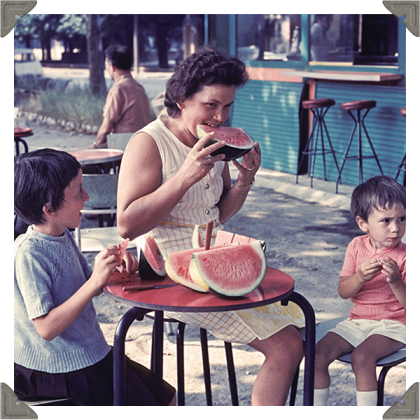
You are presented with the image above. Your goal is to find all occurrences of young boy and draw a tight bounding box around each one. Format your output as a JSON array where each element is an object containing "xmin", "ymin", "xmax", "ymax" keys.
[
  {"xmin": 14, "ymin": 148, "xmax": 175, "ymax": 405},
  {"xmin": 314, "ymin": 175, "xmax": 406, "ymax": 406}
]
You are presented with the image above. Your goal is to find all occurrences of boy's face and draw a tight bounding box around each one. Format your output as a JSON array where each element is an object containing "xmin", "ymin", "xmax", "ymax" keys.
[
  {"xmin": 356, "ymin": 204, "xmax": 406, "ymax": 250},
  {"xmin": 49, "ymin": 169, "xmax": 89, "ymax": 235}
]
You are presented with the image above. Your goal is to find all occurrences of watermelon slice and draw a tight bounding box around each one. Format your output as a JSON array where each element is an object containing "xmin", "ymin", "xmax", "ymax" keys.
[
  {"xmin": 165, "ymin": 244, "xmax": 238, "ymax": 292},
  {"xmin": 115, "ymin": 238, "xmax": 129, "ymax": 273},
  {"xmin": 189, "ymin": 241, "xmax": 267, "ymax": 297},
  {"xmin": 214, "ymin": 230, "xmax": 265, "ymax": 250},
  {"xmin": 197, "ymin": 125, "xmax": 254, "ymax": 161},
  {"xmin": 137, "ymin": 235, "xmax": 166, "ymax": 279}
]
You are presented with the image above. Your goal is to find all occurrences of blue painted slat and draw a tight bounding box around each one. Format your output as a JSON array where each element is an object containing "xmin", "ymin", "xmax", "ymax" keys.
[{"xmin": 231, "ymin": 80, "xmax": 302, "ymax": 174}]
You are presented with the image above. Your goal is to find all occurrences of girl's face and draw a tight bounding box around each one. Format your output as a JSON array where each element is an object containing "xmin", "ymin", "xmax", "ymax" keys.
[
  {"xmin": 177, "ymin": 84, "xmax": 236, "ymax": 143},
  {"xmin": 42, "ymin": 169, "xmax": 90, "ymax": 236},
  {"xmin": 356, "ymin": 203, "xmax": 406, "ymax": 250}
]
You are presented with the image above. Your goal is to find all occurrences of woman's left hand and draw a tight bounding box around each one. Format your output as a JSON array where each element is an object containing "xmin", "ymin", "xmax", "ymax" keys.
[{"xmin": 232, "ymin": 142, "xmax": 261, "ymax": 185}]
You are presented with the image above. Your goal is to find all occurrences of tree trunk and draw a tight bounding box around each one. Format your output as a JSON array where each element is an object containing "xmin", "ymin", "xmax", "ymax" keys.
[{"xmin": 86, "ymin": 14, "xmax": 106, "ymax": 96}]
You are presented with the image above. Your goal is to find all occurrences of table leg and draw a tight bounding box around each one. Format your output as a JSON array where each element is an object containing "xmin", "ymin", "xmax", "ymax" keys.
[
  {"xmin": 151, "ymin": 311, "xmax": 164, "ymax": 377},
  {"xmin": 282, "ymin": 291, "xmax": 315, "ymax": 406},
  {"xmin": 113, "ymin": 307, "xmax": 152, "ymax": 406}
]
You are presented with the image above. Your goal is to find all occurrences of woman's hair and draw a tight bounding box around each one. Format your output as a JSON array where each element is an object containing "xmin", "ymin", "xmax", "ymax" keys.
[
  {"xmin": 350, "ymin": 175, "xmax": 406, "ymax": 221},
  {"xmin": 14, "ymin": 149, "xmax": 81, "ymax": 225},
  {"xmin": 105, "ymin": 45, "xmax": 132, "ymax": 71},
  {"xmin": 164, "ymin": 45, "xmax": 249, "ymax": 117}
]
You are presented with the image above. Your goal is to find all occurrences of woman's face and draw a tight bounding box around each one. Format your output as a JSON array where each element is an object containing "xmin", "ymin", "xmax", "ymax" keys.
[{"xmin": 178, "ymin": 84, "xmax": 237, "ymax": 138}]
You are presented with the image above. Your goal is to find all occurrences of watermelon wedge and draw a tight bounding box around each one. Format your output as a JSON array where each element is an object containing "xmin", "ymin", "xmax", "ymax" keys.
[
  {"xmin": 197, "ymin": 125, "xmax": 253, "ymax": 161},
  {"xmin": 165, "ymin": 244, "xmax": 238, "ymax": 292},
  {"xmin": 137, "ymin": 235, "xmax": 166, "ymax": 279},
  {"xmin": 214, "ymin": 230, "xmax": 265, "ymax": 250},
  {"xmin": 115, "ymin": 239, "xmax": 129, "ymax": 273},
  {"xmin": 189, "ymin": 241, "xmax": 267, "ymax": 297}
]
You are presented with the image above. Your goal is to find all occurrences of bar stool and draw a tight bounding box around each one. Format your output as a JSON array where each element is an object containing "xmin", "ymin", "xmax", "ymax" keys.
[
  {"xmin": 395, "ymin": 107, "xmax": 406, "ymax": 185},
  {"xmin": 336, "ymin": 100, "xmax": 383, "ymax": 193},
  {"xmin": 296, "ymin": 99, "xmax": 339, "ymax": 188}
]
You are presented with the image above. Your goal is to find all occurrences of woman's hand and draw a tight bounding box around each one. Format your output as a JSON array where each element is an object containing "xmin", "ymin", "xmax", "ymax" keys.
[
  {"xmin": 178, "ymin": 133, "xmax": 227, "ymax": 186},
  {"xmin": 232, "ymin": 142, "xmax": 261, "ymax": 186}
]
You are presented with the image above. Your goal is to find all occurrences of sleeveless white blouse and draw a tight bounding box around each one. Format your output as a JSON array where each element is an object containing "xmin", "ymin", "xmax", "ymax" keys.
[{"xmin": 133, "ymin": 116, "xmax": 304, "ymax": 344}]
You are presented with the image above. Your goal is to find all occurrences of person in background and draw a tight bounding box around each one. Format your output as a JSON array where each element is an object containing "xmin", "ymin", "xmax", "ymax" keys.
[
  {"xmin": 310, "ymin": 14, "xmax": 332, "ymax": 61},
  {"xmin": 314, "ymin": 175, "xmax": 406, "ymax": 406},
  {"xmin": 89, "ymin": 45, "xmax": 151, "ymax": 149},
  {"xmin": 14, "ymin": 149, "xmax": 175, "ymax": 406}
]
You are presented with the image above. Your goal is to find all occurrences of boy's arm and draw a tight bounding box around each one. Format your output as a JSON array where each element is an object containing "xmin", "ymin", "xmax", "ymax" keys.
[
  {"xmin": 338, "ymin": 258, "xmax": 382, "ymax": 299},
  {"xmin": 33, "ymin": 247, "xmax": 121, "ymax": 341}
]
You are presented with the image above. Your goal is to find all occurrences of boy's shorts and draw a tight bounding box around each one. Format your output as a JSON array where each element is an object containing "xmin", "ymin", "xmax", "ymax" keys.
[{"xmin": 329, "ymin": 318, "xmax": 406, "ymax": 348}]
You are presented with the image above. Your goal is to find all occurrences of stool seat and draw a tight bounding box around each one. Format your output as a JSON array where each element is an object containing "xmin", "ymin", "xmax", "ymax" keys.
[
  {"xmin": 401, "ymin": 107, "xmax": 406, "ymax": 117},
  {"xmin": 302, "ymin": 99, "xmax": 336, "ymax": 109},
  {"xmin": 341, "ymin": 100, "xmax": 376, "ymax": 111}
]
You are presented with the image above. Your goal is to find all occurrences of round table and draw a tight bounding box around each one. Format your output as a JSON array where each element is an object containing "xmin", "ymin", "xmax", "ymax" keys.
[
  {"xmin": 14, "ymin": 127, "xmax": 33, "ymax": 156},
  {"xmin": 69, "ymin": 149, "xmax": 123, "ymax": 173},
  {"xmin": 103, "ymin": 268, "xmax": 315, "ymax": 406}
]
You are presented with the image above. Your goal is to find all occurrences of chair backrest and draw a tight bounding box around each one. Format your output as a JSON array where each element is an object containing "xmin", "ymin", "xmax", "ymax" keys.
[
  {"xmin": 83, "ymin": 173, "xmax": 118, "ymax": 209},
  {"xmin": 107, "ymin": 133, "xmax": 135, "ymax": 151}
]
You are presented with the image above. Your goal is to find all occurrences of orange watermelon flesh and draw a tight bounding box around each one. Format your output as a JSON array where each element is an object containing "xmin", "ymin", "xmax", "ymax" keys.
[
  {"xmin": 115, "ymin": 238, "xmax": 129, "ymax": 273},
  {"xmin": 189, "ymin": 242, "xmax": 266, "ymax": 297}
]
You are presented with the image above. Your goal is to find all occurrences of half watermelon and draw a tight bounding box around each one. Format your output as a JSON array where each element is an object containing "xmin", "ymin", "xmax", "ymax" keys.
[
  {"xmin": 137, "ymin": 235, "xmax": 166, "ymax": 279},
  {"xmin": 197, "ymin": 125, "xmax": 254, "ymax": 161},
  {"xmin": 189, "ymin": 241, "xmax": 267, "ymax": 297}
]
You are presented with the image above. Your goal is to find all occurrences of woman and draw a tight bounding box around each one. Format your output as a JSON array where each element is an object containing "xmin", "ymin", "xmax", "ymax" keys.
[{"xmin": 117, "ymin": 46, "xmax": 304, "ymax": 406}]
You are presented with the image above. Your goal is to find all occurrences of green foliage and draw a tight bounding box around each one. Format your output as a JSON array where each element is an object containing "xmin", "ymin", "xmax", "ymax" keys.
[{"xmin": 19, "ymin": 85, "xmax": 107, "ymax": 127}]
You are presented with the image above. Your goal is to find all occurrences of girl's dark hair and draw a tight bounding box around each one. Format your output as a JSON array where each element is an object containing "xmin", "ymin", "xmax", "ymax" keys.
[
  {"xmin": 14, "ymin": 149, "xmax": 81, "ymax": 225},
  {"xmin": 164, "ymin": 45, "xmax": 249, "ymax": 117},
  {"xmin": 350, "ymin": 175, "xmax": 406, "ymax": 221},
  {"xmin": 105, "ymin": 45, "xmax": 132, "ymax": 71}
]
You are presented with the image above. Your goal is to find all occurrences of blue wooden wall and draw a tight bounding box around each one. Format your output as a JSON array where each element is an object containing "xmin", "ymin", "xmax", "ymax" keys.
[{"xmin": 231, "ymin": 80, "xmax": 303, "ymax": 174}]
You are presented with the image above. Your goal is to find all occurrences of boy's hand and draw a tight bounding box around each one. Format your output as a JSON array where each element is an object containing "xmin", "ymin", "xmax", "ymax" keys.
[
  {"xmin": 117, "ymin": 251, "xmax": 139, "ymax": 275},
  {"xmin": 359, "ymin": 258, "xmax": 382, "ymax": 282},
  {"xmin": 91, "ymin": 246, "xmax": 121, "ymax": 289},
  {"xmin": 380, "ymin": 258, "xmax": 401, "ymax": 284}
]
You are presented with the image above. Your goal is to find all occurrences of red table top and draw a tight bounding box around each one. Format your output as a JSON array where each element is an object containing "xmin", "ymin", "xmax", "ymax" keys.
[
  {"xmin": 14, "ymin": 127, "xmax": 33, "ymax": 137},
  {"xmin": 69, "ymin": 149, "xmax": 123, "ymax": 165},
  {"xmin": 103, "ymin": 267, "xmax": 294, "ymax": 312}
]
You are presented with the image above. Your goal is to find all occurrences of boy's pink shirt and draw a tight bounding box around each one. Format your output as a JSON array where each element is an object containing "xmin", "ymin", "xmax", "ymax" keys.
[{"xmin": 340, "ymin": 234, "xmax": 406, "ymax": 324}]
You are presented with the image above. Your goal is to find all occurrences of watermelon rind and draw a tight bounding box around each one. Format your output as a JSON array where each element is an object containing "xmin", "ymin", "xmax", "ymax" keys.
[
  {"xmin": 165, "ymin": 254, "xmax": 207, "ymax": 292},
  {"xmin": 197, "ymin": 125, "xmax": 253, "ymax": 162},
  {"xmin": 189, "ymin": 241, "xmax": 267, "ymax": 297},
  {"xmin": 191, "ymin": 225, "xmax": 204, "ymax": 248},
  {"xmin": 137, "ymin": 235, "xmax": 166, "ymax": 279}
]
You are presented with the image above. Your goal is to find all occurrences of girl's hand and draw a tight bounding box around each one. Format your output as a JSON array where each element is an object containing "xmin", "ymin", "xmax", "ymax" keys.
[
  {"xmin": 380, "ymin": 258, "xmax": 401, "ymax": 284},
  {"xmin": 118, "ymin": 251, "xmax": 139, "ymax": 275},
  {"xmin": 359, "ymin": 258, "xmax": 382, "ymax": 282},
  {"xmin": 178, "ymin": 133, "xmax": 227, "ymax": 186},
  {"xmin": 232, "ymin": 142, "xmax": 261, "ymax": 186},
  {"xmin": 90, "ymin": 246, "xmax": 121, "ymax": 290}
]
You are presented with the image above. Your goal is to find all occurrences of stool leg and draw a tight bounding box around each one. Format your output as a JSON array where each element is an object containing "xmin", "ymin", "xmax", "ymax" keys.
[
  {"xmin": 320, "ymin": 109, "xmax": 340, "ymax": 173},
  {"xmin": 377, "ymin": 366, "xmax": 392, "ymax": 406},
  {"xmin": 199, "ymin": 328, "xmax": 213, "ymax": 405},
  {"xmin": 224, "ymin": 341, "xmax": 239, "ymax": 406},
  {"xmin": 289, "ymin": 365, "xmax": 300, "ymax": 406},
  {"xmin": 176, "ymin": 322, "xmax": 186, "ymax": 406},
  {"xmin": 361, "ymin": 109, "xmax": 383, "ymax": 176}
]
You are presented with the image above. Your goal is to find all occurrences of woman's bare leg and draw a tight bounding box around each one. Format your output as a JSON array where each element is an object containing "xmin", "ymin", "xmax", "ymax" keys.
[{"xmin": 248, "ymin": 325, "xmax": 304, "ymax": 406}]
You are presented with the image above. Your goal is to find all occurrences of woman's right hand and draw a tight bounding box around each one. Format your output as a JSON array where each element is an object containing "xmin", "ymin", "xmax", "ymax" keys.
[{"xmin": 178, "ymin": 133, "xmax": 227, "ymax": 186}]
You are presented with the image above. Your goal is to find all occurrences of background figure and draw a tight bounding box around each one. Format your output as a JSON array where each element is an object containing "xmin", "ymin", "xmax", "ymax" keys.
[
  {"xmin": 310, "ymin": 14, "xmax": 332, "ymax": 61},
  {"xmin": 89, "ymin": 45, "xmax": 151, "ymax": 149}
]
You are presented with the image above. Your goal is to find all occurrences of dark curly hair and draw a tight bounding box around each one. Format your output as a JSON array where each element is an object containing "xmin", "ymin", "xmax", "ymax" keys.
[{"xmin": 164, "ymin": 46, "xmax": 249, "ymax": 117}]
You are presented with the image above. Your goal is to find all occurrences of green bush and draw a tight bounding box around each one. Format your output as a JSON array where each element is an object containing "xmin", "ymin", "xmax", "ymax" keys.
[{"xmin": 18, "ymin": 84, "xmax": 107, "ymax": 127}]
